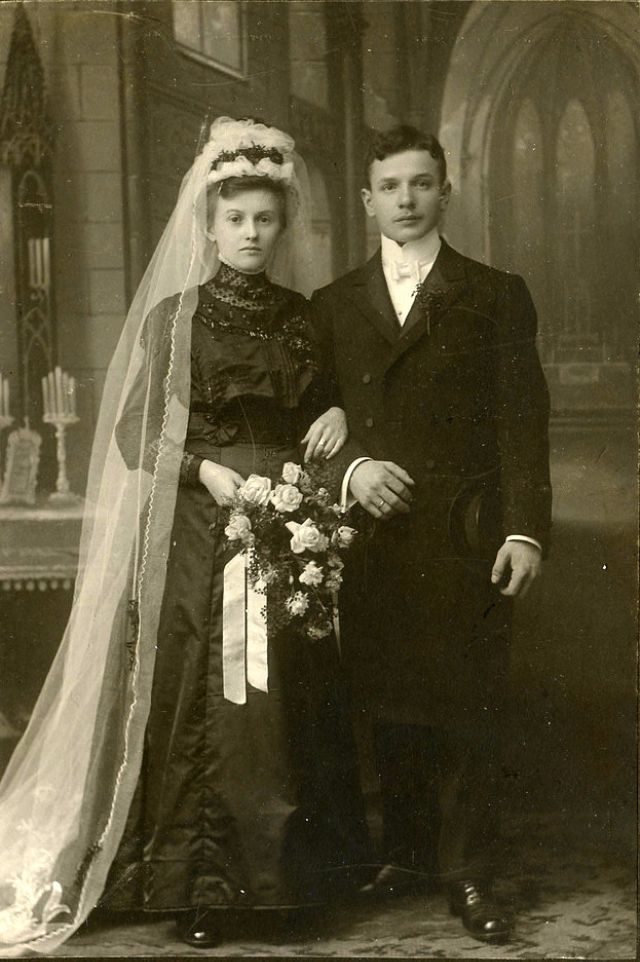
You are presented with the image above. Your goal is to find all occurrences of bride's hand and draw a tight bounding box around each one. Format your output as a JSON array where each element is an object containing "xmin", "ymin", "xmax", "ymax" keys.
[
  {"xmin": 302, "ymin": 406, "xmax": 348, "ymax": 461},
  {"xmin": 198, "ymin": 460, "xmax": 244, "ymax": 506}
]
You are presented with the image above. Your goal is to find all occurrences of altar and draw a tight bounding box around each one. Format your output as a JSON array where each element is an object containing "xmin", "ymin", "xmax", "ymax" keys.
[{"xmin": 0, "ymin": 500, "xmax": 82, "ymax": 745}]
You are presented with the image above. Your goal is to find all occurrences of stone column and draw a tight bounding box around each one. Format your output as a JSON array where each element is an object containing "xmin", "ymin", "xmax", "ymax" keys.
[{"xmin": 326, "ymin": 2, "xmax": 367, "ymax": 272}]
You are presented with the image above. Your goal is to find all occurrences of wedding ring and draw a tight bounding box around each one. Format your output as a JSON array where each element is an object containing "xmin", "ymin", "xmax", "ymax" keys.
[{"xmin": 378, "ymin": 498, "xmax": 385, "ymax": 508}]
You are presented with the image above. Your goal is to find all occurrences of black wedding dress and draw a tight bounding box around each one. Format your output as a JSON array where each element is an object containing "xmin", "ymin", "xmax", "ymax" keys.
[{"xmin": 102, "ymin": 264, "xmax": 371, "ymax": 913}]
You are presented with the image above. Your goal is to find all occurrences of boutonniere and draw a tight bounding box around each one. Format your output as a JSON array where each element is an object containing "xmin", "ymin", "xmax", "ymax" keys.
[{"xmin": 412, "ymin": 283, "xmax": 449, "ymax": 334}]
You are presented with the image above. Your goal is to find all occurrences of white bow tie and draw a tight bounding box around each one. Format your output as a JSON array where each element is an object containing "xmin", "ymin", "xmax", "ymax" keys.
[{"xmin": 390, "ymin": 259, "xmax": 423, "ymax": 284}]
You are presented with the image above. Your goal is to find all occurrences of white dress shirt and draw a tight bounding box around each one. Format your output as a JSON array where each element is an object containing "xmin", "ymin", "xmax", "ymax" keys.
[
  {"xmin": 340, "ymin": 234, "xmax": 541, "ymax": 553},
  {"xmin": 381, "ymin": 229, "xmax": 441, "ymax": 326}
]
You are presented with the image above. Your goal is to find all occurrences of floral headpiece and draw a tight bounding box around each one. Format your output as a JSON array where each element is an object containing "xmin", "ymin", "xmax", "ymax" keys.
[{"xmin": 204, "ymin": 117, "xmax": 295, "ymax": 187}]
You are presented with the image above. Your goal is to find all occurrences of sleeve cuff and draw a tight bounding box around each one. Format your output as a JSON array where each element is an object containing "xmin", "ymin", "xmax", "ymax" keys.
[
  {"xmin": 506, "ymin": 534, "xmax": 542, "ymax": 552},
  {"xmin": 180, "ymin": 452, "xmax": 204, "ymax": 487},
  {"xmin": 340, "ymin": 457, "xmax": 371, "ymax": 511}
]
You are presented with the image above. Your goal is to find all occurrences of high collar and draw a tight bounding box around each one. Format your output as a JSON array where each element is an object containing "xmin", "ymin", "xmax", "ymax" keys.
[
  {"xmin": 210, "ymin": 260, "xmax": 270, "ymax": 294},
  {"xmin": 380, "ymin": 228, "xmax": 441, "ymax": 268}
]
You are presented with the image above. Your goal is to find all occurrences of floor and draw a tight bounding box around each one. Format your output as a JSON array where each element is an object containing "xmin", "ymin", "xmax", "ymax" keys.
[{"xmin": 49, "ymin": 812, "xmax": 635, "ymax": 960}]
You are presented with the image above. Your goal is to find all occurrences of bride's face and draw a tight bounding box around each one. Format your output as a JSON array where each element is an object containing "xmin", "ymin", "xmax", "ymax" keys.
[{"xmin": 210, "ymin": 188, "xmax": 284, "ymax": 273}]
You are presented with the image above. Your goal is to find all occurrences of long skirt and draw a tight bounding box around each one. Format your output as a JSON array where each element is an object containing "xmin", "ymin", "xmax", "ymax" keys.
[{"xmin": 101, "ymin": 442, "xmax": 371, "ymax": 911}]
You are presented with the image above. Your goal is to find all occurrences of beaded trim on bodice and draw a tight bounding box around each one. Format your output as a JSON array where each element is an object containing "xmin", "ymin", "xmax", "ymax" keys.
[{"xmin": 196, "ymin": 264, "xmax": 315, "ymax": 370}]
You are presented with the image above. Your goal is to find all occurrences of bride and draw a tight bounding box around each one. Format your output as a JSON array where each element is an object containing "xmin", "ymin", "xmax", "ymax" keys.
[{"xmin": 0, "ymin": 117, "xmax": 371, "ymax": 955}]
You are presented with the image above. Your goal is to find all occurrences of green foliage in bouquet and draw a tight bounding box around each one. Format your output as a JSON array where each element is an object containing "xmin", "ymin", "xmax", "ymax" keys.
[{"xmin": 222, "ymin": 462, "xmax": 358, "ymax": 640}]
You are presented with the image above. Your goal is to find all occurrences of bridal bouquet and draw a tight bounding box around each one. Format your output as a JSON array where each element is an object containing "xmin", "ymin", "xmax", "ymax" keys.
[{"xmin": 222, "ymin": 462, "xmax": 357, "ymax": 640}]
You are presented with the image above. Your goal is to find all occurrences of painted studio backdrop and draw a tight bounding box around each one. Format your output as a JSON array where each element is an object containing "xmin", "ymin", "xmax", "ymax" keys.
[{"xmin": 0, "ymin": 0, "xmax": 637, "ymax": 954}]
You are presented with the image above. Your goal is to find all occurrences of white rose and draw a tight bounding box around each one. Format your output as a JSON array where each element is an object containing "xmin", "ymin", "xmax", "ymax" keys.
[
  {"xmin": 225, "ymin": 514, "xmax": 252, "ymax": 542},
  {"xmin": 334, "ymin": 525, "xmax": 356, "ymax": 548},
  {"xmin": 286, "ymin": 591, "xmax": 309, "ymax": 617},
  {"xmin": 285, "ymin": 518, "xmax": 330, "ymax": 555},
  {"xmin": 282, "ymin": 462, "xmax": 302, "ymax": 485},
  {"xmin": 239, "ymin": 474, "xmax": 272, "ymax": 506},
  {"xmin": 271, "ymin": 483, "xmax": 303, "ymax": 513},
  {"xmin": 299, "ymin": 561, "xmax": 324, "ymax": 587}
]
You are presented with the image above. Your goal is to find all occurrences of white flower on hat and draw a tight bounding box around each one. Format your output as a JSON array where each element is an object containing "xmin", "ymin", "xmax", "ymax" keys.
[{"xmin": 204, "ymin": 117, "xmax": 296, "ymax": 187}]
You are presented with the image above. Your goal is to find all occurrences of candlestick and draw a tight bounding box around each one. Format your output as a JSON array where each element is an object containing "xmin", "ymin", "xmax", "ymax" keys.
[{"xmin": 43, "ymin": 367, "xmax": 81, "ymax": 506}]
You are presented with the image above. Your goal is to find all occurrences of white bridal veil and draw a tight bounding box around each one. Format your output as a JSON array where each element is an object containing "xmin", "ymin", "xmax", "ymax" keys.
[{"xmin": 0, "ymin": 117, "xmax": 317, "ymax": 955}]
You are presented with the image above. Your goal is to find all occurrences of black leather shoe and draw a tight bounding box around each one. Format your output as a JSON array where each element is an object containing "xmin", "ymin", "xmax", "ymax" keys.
[
  {"xmin": 176, "ymin": 910, "xmax": 222, "ymax": 948},
  {"xmin": 449, "ymin": 880, "xmax": 512, "ymax": 944}
]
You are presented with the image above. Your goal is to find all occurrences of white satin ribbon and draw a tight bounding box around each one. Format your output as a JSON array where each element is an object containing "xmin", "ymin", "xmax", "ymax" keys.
[{"xmin": 222, "ymin": 550, "xmax": 268, "ymax": 704}]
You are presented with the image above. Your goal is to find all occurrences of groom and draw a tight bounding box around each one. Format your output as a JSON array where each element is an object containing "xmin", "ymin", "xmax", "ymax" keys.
[{"xmin": 310, "ymin": 125, "xmax": 551, "ymax": 944}]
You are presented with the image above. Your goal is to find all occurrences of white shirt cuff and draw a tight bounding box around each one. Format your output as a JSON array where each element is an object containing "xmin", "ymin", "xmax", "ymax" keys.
[
  {"xmin": 506, "ymin": 534, "xmax": 542, "ymax": 552},
  {"xmin": 340, "ymin": 457, "xmax": 371, "ymax": 511}
]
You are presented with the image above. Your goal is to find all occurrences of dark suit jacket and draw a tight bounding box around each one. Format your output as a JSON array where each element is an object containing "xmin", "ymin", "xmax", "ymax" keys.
[{"xmin": 310, "ymin": 240, "xmax": 552, "ymax": 727}]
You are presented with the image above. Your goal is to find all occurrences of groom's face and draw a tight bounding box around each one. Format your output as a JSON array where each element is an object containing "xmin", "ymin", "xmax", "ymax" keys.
[{"xmin": 361, "ymin": 150, "xmax": 450, "ymax": 245}]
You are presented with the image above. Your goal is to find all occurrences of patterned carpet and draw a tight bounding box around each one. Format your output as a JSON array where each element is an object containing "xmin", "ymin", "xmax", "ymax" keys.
[{"xmin": 49, "ymin": 812, "xmax": 635, "ymax": 960}]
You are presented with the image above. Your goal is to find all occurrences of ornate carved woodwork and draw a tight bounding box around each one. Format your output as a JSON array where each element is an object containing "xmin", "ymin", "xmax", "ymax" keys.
[{"xmin": 0, "ymin": 4, "xmax": 56, "ymax": 428}]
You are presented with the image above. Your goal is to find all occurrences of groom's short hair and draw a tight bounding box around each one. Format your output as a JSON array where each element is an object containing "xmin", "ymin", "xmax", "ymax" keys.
[{"xmin": 364, "ymin": 125, "xmax": 447, "ymax": 186}]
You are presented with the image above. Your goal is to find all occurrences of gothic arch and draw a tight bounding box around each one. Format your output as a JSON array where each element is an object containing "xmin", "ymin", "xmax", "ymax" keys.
[{"xmin": 439, "ymin": 2, "xmax": 639, "ymax": 411}]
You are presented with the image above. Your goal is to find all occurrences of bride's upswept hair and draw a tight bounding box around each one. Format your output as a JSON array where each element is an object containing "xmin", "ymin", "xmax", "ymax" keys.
[{"xmin": 209, "ymin": 175, "xmax": 288, "ymax": 227}]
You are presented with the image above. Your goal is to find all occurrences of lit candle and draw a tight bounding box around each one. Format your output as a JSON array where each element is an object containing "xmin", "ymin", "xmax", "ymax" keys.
[
  {"xmin": 43, "ymin": 237, "xmax": 50, "ymax": 290},
  {"xmin": 28, "ymin": 239, "xmax": 35, "ymax": 289},
  {"xmin": 2, "ymin": 376, "xmax": 9, "ymax": 419},
  {"xmin": 42, "ymin": 374, "xmax": 50, "ymax": 417},
  {"xmin": 35, "ymin": 238, "xmax": 43, "ymax": 289},
  {"xmin": 69, "ymin": 376, "xmax": 76, "ymax": 416},
  {"xmin": 55, "ymin": 366, "xmax": 63, "ymax": 417},
  {"xmin": 46, "ymin": 371, "xmax": 53, "ymax": 417}
]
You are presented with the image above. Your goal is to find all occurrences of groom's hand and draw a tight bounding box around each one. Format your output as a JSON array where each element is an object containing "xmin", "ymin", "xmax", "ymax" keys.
[
  {"xmin": 491, "ymin": 541, "xmax": 541, "ymax": 598},
  {"xmin": 350, "ymin": 460, "xmax": 415, "ymax": 520}
]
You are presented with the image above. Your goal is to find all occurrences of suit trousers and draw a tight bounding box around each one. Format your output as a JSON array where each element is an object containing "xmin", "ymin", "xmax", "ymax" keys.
[{"xmin": 373, "ymin": 719, "xmax": 502, "ymax": 883}]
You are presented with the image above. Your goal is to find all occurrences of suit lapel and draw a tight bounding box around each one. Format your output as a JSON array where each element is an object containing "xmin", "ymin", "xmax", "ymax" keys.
[
  {"xmin": 385, "ymin": 240, "xmax": 469, "ymax": 370},
  {"xmin": 344, "ymin": 253, "xmax": 400, "ymax": 346}
]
